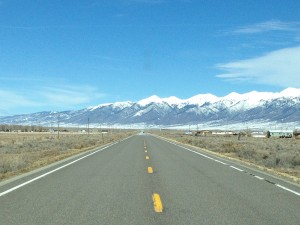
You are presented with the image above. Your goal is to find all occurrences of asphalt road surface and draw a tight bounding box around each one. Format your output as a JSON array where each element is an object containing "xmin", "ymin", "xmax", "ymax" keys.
[{"xmin": 1, "ymin": 134, "xmax": 300, "ymax": 225}]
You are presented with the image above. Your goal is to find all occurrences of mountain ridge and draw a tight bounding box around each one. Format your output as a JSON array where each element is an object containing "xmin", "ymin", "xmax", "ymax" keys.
[
  {"xmin": 1, "ymin": 88, "xmax": 300, "ymax": 128},
  {"xmin": 88, "ymin": 87, "xmax": 300, "ymax": 110}
]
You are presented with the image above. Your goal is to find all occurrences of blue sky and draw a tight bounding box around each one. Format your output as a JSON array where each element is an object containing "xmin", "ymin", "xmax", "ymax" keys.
[{"xmin": 1, "ymin": 0, "xmax": 300, "ymax": 115}]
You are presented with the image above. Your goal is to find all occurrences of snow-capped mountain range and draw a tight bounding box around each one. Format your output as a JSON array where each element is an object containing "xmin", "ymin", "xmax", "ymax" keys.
[{"xmin": 1, "ymin": 88, "xmax": 300, "ymax": 129}]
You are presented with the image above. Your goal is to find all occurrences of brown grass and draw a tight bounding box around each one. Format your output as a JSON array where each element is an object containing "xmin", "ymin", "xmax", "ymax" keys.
[
  {"xmin": 151, "ymin": 130, "xmax": 300, "ymax": 184},
  {"xmin": 0, "ymin": 131, "xmax": 134, "ymax": 181}
]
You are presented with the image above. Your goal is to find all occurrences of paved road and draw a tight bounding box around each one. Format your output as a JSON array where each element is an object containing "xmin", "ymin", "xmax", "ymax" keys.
[{"xmin": 1, "ymin": 134, "xmax": 300, "ymax": 225}]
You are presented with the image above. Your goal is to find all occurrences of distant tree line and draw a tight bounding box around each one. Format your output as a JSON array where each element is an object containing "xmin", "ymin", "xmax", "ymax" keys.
[{"xmin": 0, "ymin": 124, "xmax": 48, "ymax": 132}]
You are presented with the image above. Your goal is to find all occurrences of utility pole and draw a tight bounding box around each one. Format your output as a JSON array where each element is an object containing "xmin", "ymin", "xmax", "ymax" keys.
[
  {"xmin": 88, "ymin": 117, "xmax": 90, "ymax": 136},
  {"xmin": 57, "ymin": 114, "xmax": 60, "ymax": 139},
  {"xmin": 99, "ymin": 124, "xmax": 103, "ymax": 143}
]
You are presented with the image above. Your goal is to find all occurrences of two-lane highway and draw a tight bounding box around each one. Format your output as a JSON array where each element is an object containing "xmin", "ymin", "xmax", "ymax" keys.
[{"xmin": 1, "ymin": 134, "xmax": 300, "ymax": 225}]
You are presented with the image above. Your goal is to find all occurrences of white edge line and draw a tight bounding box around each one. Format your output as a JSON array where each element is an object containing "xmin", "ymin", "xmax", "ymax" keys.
[
  {"xmin": 214, "ymin": 159, "xmax": 228, "ymax": 165},
  {"xmin": 275, "ymin": 184, "xmax": 300, "ymax": 196},
  {"xmin": 156, "ymin": 135, "xmax": 300, "ymax": 197},
  {"xmin": 163, "ymin": 137, "xmax": 247, "ymax": 172},
  {"xmin": 230, "ymin": 166, "xmax": 244, "ymax": 172},
  {"xmin": 173, "ymin": 142, "xmax": 215, "ymax": 160},
  {"xmin": 0, "ymin": 143, "xmax": 115, "ymax": 197},
  {"xmin": 165, "ymin": 139, "xmax": 227, "ymax": 164},
  {"xmin": 254, "ymin": 175, "xmax": 264, "ymax": 180}
]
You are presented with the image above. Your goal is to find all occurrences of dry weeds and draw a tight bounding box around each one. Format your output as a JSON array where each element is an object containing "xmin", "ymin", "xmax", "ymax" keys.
[{"xmin": 0, "ymin": 131, "xmax": 134, "ymax": 181}]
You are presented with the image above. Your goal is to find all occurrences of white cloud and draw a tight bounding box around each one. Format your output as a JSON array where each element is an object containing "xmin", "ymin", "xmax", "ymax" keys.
[
  {"xmin": 0, "ymin": 90, "xmax": 37, "ymax": 115},
  {"xmin": 0, "ymin": 85, "xmax": 106, "ymax": 115},
  {"xmin": 0, "ymin": 90, "xmax": 36, "ymax": 107},
  {"xmin": 40, "ymin": 85, "xmax": 106, "ymax": 106},
  {"xmin": 216, "ymin": 46, "xmax": 300, "ymax": 88},
  {"xmin": 233, "ymin": 20, "xmax": 300, "ymax": 34}
]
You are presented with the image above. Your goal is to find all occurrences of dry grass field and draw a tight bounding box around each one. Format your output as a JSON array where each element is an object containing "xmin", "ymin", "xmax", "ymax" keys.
[
  {"xmin": 0, "ymin": 130, "xmax": 134, "ymax": 181},
  {"xmin": 151, "ymin": 130, "xmax": 300, "ymax": 184}
]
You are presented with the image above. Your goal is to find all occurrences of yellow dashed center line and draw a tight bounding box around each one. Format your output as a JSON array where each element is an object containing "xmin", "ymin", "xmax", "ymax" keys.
[
  {"xmin": 152, "ymin": 193, "xmax": 163, "ymax": 213},
  {"xmin": 147, "ymin": 167, "xmax": 153, "ymax": 174},
  {"xmin": 143, "ymin": 141, "xmax": 163, "ymax": 213}
]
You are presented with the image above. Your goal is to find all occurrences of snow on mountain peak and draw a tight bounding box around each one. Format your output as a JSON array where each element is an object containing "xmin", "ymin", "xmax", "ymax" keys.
[
  {"xmin": 162, "ymin": 96, "xmax": 183, "ymax": 105},
  {"xmin": 220, "ymin": 91, "xmax": 276, "ymax": 109},
  {"xmin": 112, "ymin": 101, "xmax": 133, "ymax": 109},
  {"xmin": 89, "ymin": 88, "xmax": 300, "ymax": 112},
  {"xmin": 88, "ymin": 101, "xmax": 132, "ymax": 111},
  {"xmin": 223, "ymin": 92, "xmax": 242, "ymax": 100},
  {"xmin": 278, "ymin": 88, "xmax": 300, "ymax": 98},
  {"xmin": 88, "ymin": 104, "xmax": 109, "ymax": 111},
  {"xmin": 186, "ymin": 94, "xmax": 218, "ymax": 105},
  {"xmin": 137, "ymin": 95, "xmax": 163, "ymax": 106}
]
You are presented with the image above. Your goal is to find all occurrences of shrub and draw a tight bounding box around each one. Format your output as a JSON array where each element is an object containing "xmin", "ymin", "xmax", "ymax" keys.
[
  {"xmin": 221, "ymin": 141, "xmax": 238, "ymax": 153},
  {"xmin": 0, "ymin": 131, "xmax": 134, "ymax": 180},
  {"xmin": 291, "ymin": 155, "xmax": 300, "ymax": 167}
]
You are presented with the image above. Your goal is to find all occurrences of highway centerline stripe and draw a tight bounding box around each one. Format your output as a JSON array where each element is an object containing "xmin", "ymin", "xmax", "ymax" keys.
[
  {"xmin": 148, "ymin": 167, "xmax": 153, "ymax": 174},
  {"xmin": 152, "ymin": 193, "xmax": 163, "ymax": 213},
  {"xmin": 0, "ymin": 143, "xmax": 116, "ymax": 198}
]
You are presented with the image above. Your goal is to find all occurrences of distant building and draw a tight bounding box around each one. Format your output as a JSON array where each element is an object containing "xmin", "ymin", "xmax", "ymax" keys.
[
  {"xmin": 251, "ymin": 131, "xmax": 266, "ymax": 138},
  {"xmin": 267, "ymin": 130, "xmax": 293, "ymax": 138},
  {"xmin": 184, "ymin": 131, "xmax": 193, "ymax": 135},
  {"xmin": 195, "ymin": 130, "xmax": 212, "ymax": 136},
  {"xmin": 212, "ymin": 131, "xmax": 235, "ymax": 136}
]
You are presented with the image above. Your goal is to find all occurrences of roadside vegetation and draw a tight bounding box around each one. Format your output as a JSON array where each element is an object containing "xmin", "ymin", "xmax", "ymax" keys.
[
  {"xmin": 0, "ymin": 129, "xmax": 135, "ymax": 181},
  {"xmin": 151, "ymin": 130, "xmax": 300, "ymax": 184}
]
